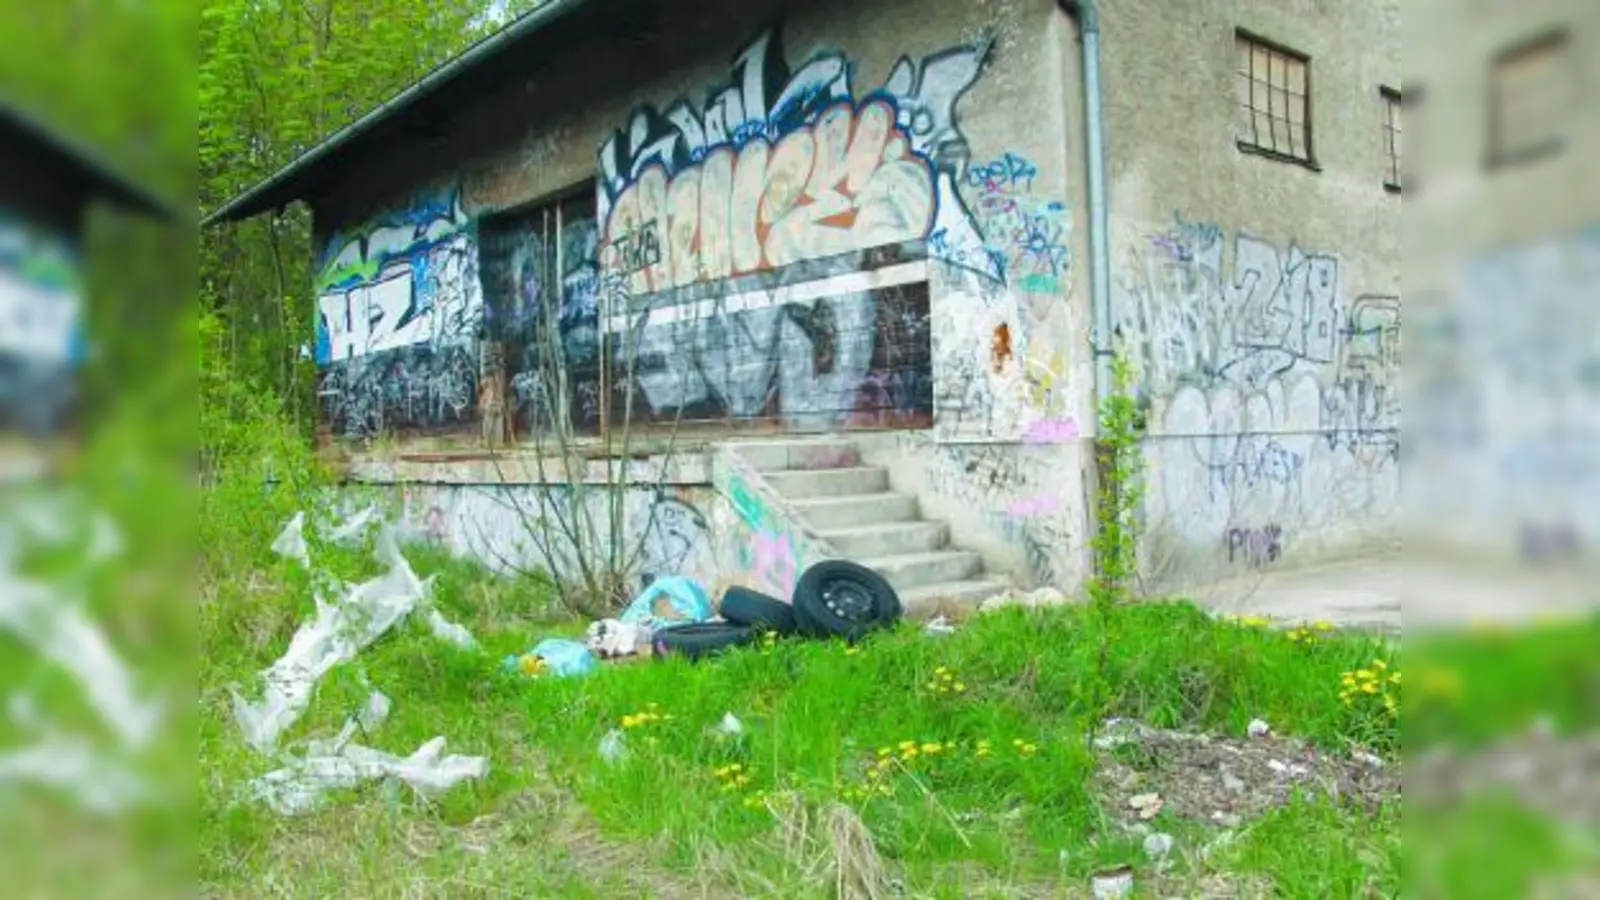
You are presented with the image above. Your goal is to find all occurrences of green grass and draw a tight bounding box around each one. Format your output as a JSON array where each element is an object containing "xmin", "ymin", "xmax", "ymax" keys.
[{"xmin": 197, "ymin": 541, "xmax": 1413, "ymax": 897}]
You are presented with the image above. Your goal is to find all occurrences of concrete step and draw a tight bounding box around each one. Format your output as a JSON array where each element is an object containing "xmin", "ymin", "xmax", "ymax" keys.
[
  {"xmin": 819, "ymin": 521, "xmax": 948, "ymax": 559},
  {"xmin": 863, "ymin": 550, "xmax": 983, "ymax": 591},
  {"xmin": 789, "ymin": 492, "xmax": 918, "ymax": 529},
  {"xmin": 723, "ymin": 438, "xmax": 860, "ymax": 473},
  {"xmin": 765, "ymin": 466, "xmax": 888, "ymax": 499},
  {"xmin": 899, "ymin": 576, "xmax": 1014, "ymax": 620}
]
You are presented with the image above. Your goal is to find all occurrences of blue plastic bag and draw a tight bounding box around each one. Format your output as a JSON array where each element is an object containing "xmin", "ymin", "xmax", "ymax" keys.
[
  {"xmin": 502, "ymin": 638, "xmax": 597, "ymax": 679},
  {"xmin": 620, "ymin": 575, "xmax": 712, "ymax": 630}
]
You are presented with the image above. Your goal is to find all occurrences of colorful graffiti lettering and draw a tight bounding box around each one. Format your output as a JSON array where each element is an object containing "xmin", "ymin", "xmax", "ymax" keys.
[
  {"xmin": 313, "ymin": 191, "xmax": 483, "ymax": 439},
  {"xmin": 0, "ymin": 212, "xmax": 82, "ymax": 434}
]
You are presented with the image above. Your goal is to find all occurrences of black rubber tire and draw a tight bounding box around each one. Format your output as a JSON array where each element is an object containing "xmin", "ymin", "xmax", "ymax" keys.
[
  {"xmin": 651, "ymin": 622, "xmax": 758, "ymax": 661},
  {"xmin": 791, "ymin": 560, "xmax": 903, "ymax": 641},
  {"xmin": 718, "ymin": 586, "xmax": 798, "ymax": 635}
]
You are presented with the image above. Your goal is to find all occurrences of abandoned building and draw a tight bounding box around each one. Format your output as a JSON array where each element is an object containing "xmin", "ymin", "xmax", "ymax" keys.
[
  {"xmin": 1, "ymin": 95, "xmax": 176, "ymax": 471},
  {"xmin": 207, "ymin": 0, "xmax": 1404, "ymax": 612}
]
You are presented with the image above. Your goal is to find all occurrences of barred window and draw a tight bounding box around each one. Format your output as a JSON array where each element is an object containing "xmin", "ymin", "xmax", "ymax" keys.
[
  {"xmin": 1381, "ymin": 87, "xmax": 1402, "ymax": 191},
  {"xmin": 1235, "ymin": 31, "xmax": 1313, "ymax": 165},
  {"xmin": 1488, "ymin": 29, "xmax": 1570, "ymax": 168}
]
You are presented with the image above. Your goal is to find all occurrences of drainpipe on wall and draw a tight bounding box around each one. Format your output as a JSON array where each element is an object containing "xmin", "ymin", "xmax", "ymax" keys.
[
  {"xmin": 1060, "ymin": 0, "xmax": 1121, "ymax": 588},
  {"xmin": 1058, "ymin": 0, "xmax": 1114, "ymax": 409}
]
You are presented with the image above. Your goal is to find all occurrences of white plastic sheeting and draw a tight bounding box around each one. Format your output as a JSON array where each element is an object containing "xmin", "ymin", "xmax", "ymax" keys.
[{"xmin": 236, "ymin": 509, "xmax": 489, "ymax": 815}]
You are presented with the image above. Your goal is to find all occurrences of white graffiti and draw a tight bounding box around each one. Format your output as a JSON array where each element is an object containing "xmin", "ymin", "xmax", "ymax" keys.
[{"xmin": 318, "ymin": 237, "xmax": 481, "ymax": 363}]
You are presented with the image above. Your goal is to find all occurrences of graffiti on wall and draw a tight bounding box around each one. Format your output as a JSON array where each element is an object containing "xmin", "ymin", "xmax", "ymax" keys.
[
  {"xmin": 400, "ymin": 482, "xmax": 714, "ymax": 590},
  {"xmin": 913, "ymin": 436, "xmax": 1076, "ymax": 587},
  {"xmin": 589, "ymin": 23, "xmax": 1006, "ymax": 432},
  {"xmin": 314, "ymin": 191, "xmax": 483, "ymax": 439},
  {"xmin": 477, "ymin": 193, "xmax": 607, "ymax": 434},
  {"xmin": 939, "ymin": 151, "xmax": 1071, "ymax": 301},
  {"xmin": 722, "ymin": 462, "xmax": 834, "ymax": 598},
  {"xmin": 1116, "ymin": 213, "xmax": 1400, "ymax": 572},
  {"xmin": 0, "ymin": 214, "xmax": 81, "ymax": 435}
]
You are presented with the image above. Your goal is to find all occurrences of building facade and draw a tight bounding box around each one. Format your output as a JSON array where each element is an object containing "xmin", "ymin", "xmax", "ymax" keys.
[{"xmin": 220, "ymin": 0, "xmax": 1404, "ymax": 608}]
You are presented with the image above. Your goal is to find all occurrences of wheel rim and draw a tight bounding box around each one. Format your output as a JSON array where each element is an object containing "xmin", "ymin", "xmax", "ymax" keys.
[{"xmin": 820, "ymin": 577, "xmax": 875, "ymax": 621}]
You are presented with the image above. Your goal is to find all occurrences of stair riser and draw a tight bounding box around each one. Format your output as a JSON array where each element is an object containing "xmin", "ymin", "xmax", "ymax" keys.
[
  {"xmin": 765, "ymin": 467, "xmax": 889, "ymax": 499},
  {"xmin": 825, "ymin": 523, "xmax": 948, "ymax": 558},
  {"xmin": 734, "ymin": 442, "xmax": 861, "ymax": 473},
  {"xmin": 873, "ymin": 553, "xmax": 983, "ymax": 591},
  {"xmin": 795, "ymin": 495, "xmax": 919, "ymax": 530}
]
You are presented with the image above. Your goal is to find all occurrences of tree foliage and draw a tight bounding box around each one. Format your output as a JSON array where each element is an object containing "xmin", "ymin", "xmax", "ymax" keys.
[{"xmin": 198, "ymin": 0, "xmax": 522, "ymax": 445}]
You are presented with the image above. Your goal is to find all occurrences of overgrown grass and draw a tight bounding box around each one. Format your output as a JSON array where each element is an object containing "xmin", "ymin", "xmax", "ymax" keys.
[{"xmin": 199, "ymin": 541, "xmax": 1408, "ymax": 897}]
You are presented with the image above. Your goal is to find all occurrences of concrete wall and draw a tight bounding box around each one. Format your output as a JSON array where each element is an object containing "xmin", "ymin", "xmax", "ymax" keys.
[
  {"xmin": 1096, "ymin": 0, "xmax": 1402, "ymax": 588},
  {"xmin": 309, "ymin": 0, "xmax": 1098, "ymax": 593},
  {"xmin": 306, "ymin": 0, "xmax": 1404, "ymax": 596},
  {"xmin": 1406, "ymin": 0, "xmax": 1600, "ymax": 565}
]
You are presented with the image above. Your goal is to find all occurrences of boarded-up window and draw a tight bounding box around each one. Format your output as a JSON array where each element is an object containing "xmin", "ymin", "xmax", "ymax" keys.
[
  {"xmin": 1235, "ymin": 31, "xmax": 1313, "ymax": 165},
  {"xmin": 1488, "ymin": 30, "xmax": 1570, "ymax": 167}
]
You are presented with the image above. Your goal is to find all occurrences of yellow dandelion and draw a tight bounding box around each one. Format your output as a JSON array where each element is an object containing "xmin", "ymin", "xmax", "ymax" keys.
[
  {"xmin": 935, "ymin": 666, "xmax": 949, "ymax": 675},
  {"xmin": 1362, "ymin": 682, "xmax": 1378, "ymax": 694},
  {"xmin": 921, "ymin": 742, "xmax": 942, "ymax": 754},
  {"xmin": 954, "ymin": 682, "xmax": 968, "ymax": 693},
  {"xmin": 899, "ymin": 741, "xmax": 916, "ymax": 751},
  {"xmin": 877, "ymin": 747, "xmax": 892, "ymax": 758},
  {"xmin": 1373, "ymin": 660, "xmax": 1388, "ymax": 670},
  {"xmin": 1314, "ymin": 621, "xmax": 1335, "ymax": 631},
  {"xmin": 1389, "ymin": 672, "xmax": 1402, "ymax": 684}
]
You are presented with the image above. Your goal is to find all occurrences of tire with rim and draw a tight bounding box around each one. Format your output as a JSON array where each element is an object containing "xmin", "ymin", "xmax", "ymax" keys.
[
  {"xmin": 791, "ymin": 560, "xmax": 903, "ymax": 641},
  {"xmin": 651, "ymin": 622, "xmax": 757, "ymax": 661},
  {"xmin": 719, "ymin": 586, "xmax": 798, "ymax": 635}
]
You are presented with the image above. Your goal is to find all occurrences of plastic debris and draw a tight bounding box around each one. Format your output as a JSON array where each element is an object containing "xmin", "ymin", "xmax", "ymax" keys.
[
  {"xmin": 1128, "ymin": 792, "xmax": 1164, "ymax": 820},
  {"xmin": 503, "ymin": 638, "xmax": 597, "ymax": 679},
  {"xmin": 978, "ymin": 586, "xmax": 1074, "ymax": 614},
  {"xmin": 1247, "ymin": 718, "xmax": 1271, "ymax": 738},
  {"xmin": 1090, "ymin": 865, "xmax": 1135, "ymax": 899},
  {"xmin": 0, "ymin": 568, "xmax": 164, "ymax": 751},
  {"xmin": 1142, "ymin": 832, "xmax": 1174, "ymax": 860},
  {"xmin": 620, "ymin": 575, "xmax": 712, "ymax": 630},
  {"xmin": 328, "ymin": 504, "xmax": 379, "ymax": 546},
  {"xmin": 242, "ymin": 736, "xmax": 488, "ymax": 817},
  {"xmin": 425, "ymin": 609, "xmax": 477, "ymax": 649},
  {"xmin": 715, "ymin": 712, "xmax": 744, "ymax": 737},
  {"xmin": 585, "ymin": 618, "xmax": 651, "ymax": 658},
  {"xmin": 0, "ymin": 736, "xmax": 149, "ymax": 815},
  {"xmin": 357, "ymin": 691, "xmax": 392, "ymax": 732},
  {"xmin": 598, "ymin": 728, "xmax": 627, "ymax": 764},
  {"xmin": 923, "ymin": 615, "xmax": 956, "ymax": 637},
  {"xmin": 270, "ymin": 512, "xmax": 310, "ymax": 568},
  {"xmin": 231, "ymin": 527, "xmax": 428, "ymax": 753}
]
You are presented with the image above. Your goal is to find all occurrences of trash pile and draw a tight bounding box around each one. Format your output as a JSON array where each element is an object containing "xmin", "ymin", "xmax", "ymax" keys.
[
  {"xmin": 0, "ymin": 493, "xmax": 164, "ymax": 815},
  {"xmin": 569, "ymin": 560, "xmax": 908, "ymax": 666},
  {"xmin": 232, "ymin": 508, "xmax": 488, "ymax": 816}
]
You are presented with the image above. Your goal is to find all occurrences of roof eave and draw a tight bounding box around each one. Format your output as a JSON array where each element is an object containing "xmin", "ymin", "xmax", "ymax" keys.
[{"xmin": 201, "ymin": 0, "xmax": 594, "ymax": 228}]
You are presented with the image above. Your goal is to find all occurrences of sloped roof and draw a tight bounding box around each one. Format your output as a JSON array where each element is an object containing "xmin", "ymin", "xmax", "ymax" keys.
[
  {"xmin": 203, "ymin": 0, "xmax": 629, "ymax": 226},
  {"xmin": 0, "ymin": 94, "xmax": 179, "ymax": 222}
]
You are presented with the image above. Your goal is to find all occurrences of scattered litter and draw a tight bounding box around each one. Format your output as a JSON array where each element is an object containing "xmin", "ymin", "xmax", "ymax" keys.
[
  {"xmin": 503, "ymin": 639, "xmax": 596, "ymax": 680},
  {"xmin": 1210, "ymin": 810, "xmax": 1242, "ymax": 828},
  {"xmin": 243, "ymin": 736, "xmax": 488, "ymax": 817},
  {"xmin": 327, "ymin": 504, "xmax": 379, "ymax": 546},
  {"xmin": 425, "ymin": 609, "xmax": 476, "ymax": 649},
  {"xmin": 978, "ymin": 586, "xmax": 1074, "ymax": 614},
  {"xmin": 0, "ymin": 569, "xmax": 165, "ymax": 751},
  {"xmin": 1094, "ymin": 718, "xmax": 1145, "ymax": 750},
  {"xmin": 1128, "ymin": 792, "xmax": 1164, "ymax": 820},
  {"xmin": 715, "ymin": 712, "xmax": 744, "ymax": 737},
  {"xmin": 0, "ymin": 736, "xmax": 149, "ymax": 815},
  {"xmin": 1142, "ymin": 832, "xmax": 1174, "ymax": 860},
  {"xmin": 232, "ymin": 526, "xmax": 428, "ymax": 753},
  {"xmin": 270, "ymin": 512, "xmax": 309, "ymax": 568},
  {"xmin": 585, "ymin": 618, "xmax": 651, "ymax": 658},
  {"xmin": 1090, "ymin": 865, "xmax": 1135, "ymax": 899},
  {"xmin": 923, "ymin": 615, "xmax": 956, "ymax": 637},
  {"xmin": 357, "ymin": 691, "xmax": 392, "ymax": 732},
  {"xmin": 1266, "ymin": 759, "xmax": 1309, "ymax": 777},
  {"xmin": 621, "ymin": 575, "xmax": 712, "ymax": 630},
  {"xmin": 1352, "ymin": 749, "xmax": 1384, "ymax": 769},
  {"xmin": 1246, "ymin": 718, "xmax": 1271, "ymax": 738},
  {"xmin": 598, "ymin": 728, "xmax": 627, "ymax": 764},
  {"xmin": 1220, "ymin": 766, "xmax": 1246, "ymax": 793}
]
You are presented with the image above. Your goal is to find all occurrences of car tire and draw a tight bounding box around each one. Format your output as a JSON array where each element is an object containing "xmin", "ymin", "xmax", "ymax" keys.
[
  {"xmin": 651, "ymin": 622, "xmax": 758, "ymax": 661},
  {"xmin": 791, "ymin": 560, "xmax": 903, "ymax": 641},
  {"xmin": 718, "ymin": 586, "xmax": 798, "ymax": 635}
]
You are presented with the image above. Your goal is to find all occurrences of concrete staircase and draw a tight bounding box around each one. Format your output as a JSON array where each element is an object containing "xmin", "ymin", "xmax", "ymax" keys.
[{"xmin": 732, "ymin": 437, "xmax": 1010, "ymax": 618}]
